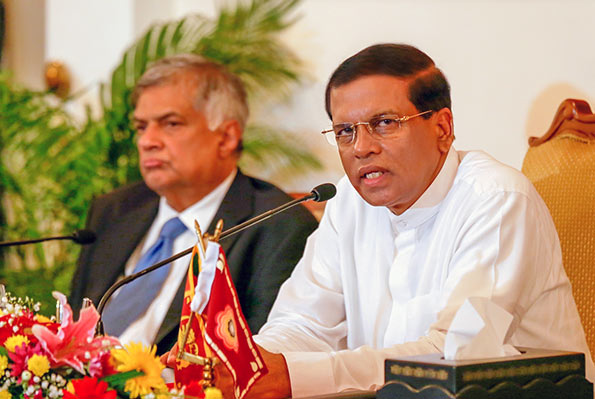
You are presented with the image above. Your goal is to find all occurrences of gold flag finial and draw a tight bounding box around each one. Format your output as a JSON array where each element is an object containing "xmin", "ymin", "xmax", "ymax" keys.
[
  {"xmin": 203, "ymin": 219, "xmax": 224, "ymax": 243},
  {"xmin": 212, "ymin": 219, "xmax": 224, "ymax": 242},
  {"xmin": 194, "ymin": 220, "xmax": 207, "ymax": 253}
]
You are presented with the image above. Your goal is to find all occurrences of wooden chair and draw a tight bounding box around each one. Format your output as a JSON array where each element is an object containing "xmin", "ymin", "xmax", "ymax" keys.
[{"xmin": 521, "ymin": 98, "xmax": 595, "ymax": 355}]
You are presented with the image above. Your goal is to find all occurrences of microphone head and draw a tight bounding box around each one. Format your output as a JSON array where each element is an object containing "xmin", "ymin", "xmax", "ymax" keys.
[
  {"xmin": 311, "ymin": 183, "xmax": 337, "ymax": 202},
  {"xmin": 72, "ymin": 229, "xmax": 97, "ymax": 245}
]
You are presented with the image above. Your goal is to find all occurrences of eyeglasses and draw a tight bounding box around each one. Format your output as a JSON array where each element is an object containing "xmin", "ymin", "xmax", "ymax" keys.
[{"xmin": 321, "ymin": 110, "xmax": 433, "ymax": 146}]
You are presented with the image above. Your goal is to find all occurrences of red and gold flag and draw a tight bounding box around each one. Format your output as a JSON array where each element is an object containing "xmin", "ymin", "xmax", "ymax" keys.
[
  {"xmin": 174, "ymin": 244, "xmax": 208, "ymax": 391},
  {"xmin": 175, "ymin": 240, "xmax": 267, "ymax": 399}
]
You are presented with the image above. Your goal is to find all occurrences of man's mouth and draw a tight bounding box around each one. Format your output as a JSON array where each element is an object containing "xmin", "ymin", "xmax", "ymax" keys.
[
  {"xmin": 364, "ymin": 171, "xmax": 384, "ymax": 179},
  {"xmin": 142, "ymin": 159, "xmax": 165, "ymax": 169}
]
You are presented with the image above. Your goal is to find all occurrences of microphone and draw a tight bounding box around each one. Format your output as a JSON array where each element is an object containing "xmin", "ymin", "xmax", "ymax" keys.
[
  {"xmin": 72, "ymin": 230, "xmax": 97, "ymax": 244},
  {"xmin": 310, "ymin": 182, "xmax": 336, "ymax": 202},
  {"xmin": 95, "ymin": 183, "xmax": 336, "ymax": 333},
  {"xmin": 0, "ymin": 229, "xmax": 97, "ymax": 247}
]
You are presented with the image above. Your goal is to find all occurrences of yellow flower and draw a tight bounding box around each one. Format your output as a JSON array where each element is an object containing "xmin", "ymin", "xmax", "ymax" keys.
[
  {"xmin": 110, "ymin": 342, "xmax": 166, "ymax": 398},
  {"xmin": 27, "ymin": 354, "xmax": 51, "ymax": 376},
  {"xmin": 0, "ymin": 355, "xmax": 8, "ymax": 374},
  {"xmin": 0, "ymin": 389, "xmax": 11, "ymax": 399},
  {"xmin": 4, "ymin": 335, "xmax": 29, "ymax": 352},
  {"xmin": 35, "ymin": 314, "xmax": 52, "ymax": 323},
  {"xmin": 66, "ymin": 381, "xmax": 74, "ymax": 394}
]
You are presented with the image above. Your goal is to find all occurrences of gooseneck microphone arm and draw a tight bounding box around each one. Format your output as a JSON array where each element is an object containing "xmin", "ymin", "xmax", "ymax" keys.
[
  {"xmin": 0, "ymin": 229, "xmax": 97, "ymax": 247},
  {"xmin": 214, "ymin": 188, "xmax": 320, "ymax": 240},
  {"xmin": 0, "ymin": 236, "xmax": 73, "ymax": 247},
  {"xmin": 96, "ymin": 247, "xmax": 194, "ymax": 317},
  {"xmin": 95, "ymin": 183, "xmax": 336, "ymax": 334}
]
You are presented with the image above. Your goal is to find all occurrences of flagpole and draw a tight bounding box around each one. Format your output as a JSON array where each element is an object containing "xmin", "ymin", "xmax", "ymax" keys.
[
  {"xmin": 177, "ymin": 219, "xmax": 224, "ymax": 394},
  {"xmin": 178, "ymin": 220, "xmax": 209, "ymax": 362}
]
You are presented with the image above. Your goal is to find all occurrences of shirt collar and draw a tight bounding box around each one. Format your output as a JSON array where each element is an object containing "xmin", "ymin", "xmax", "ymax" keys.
[
  {"xmin": 157, "ymin": 168, "xmax": 237, "ymax": 233},
  {"xmin": 389, "ymin": 147, "xmax": 459, "ymax": 232}
]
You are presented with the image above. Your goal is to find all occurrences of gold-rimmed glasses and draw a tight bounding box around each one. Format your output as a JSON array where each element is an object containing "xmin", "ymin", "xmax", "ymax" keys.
[{"xmin": 321, "ymin": 110, "xmax": 433, "ymax": 146}]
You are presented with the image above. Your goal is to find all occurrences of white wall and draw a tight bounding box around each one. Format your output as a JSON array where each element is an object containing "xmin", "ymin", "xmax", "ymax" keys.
[
  {"xmin": 267, "ymin": 0, "xmax": 595, "ymax": 189},
  {"xmin": 5, "ymin": 0, "xmax": 595, "ymax": 191}
]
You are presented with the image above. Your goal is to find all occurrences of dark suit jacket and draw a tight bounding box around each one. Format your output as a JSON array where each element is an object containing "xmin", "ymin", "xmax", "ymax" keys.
[{"xmin": 70, "ymin": 171, "xmax": 318, "ymax": 354}]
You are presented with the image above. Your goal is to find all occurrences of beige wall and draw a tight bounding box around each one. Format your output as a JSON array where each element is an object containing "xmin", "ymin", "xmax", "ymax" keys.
[
  {"xmin": 2, "ymin": 0, "xmax": 45, "ymax": 90},
  {"xmin": 4, "ymin": 0, "xmax": 595, "ymax": 191}
]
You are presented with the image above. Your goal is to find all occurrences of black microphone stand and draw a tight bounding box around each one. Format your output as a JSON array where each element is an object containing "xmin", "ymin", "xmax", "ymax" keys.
[
  {"xmin": 0, "ymin": 236, "xmax": 71, "ymax": 247},
  {"xmin": 0, "ymin": 230, "xmax": 96, "ymax": 247}
]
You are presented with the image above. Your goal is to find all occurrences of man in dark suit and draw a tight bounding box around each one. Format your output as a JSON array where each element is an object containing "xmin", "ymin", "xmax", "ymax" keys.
[{"xmin": 69, "ymin": 54, "xmax": 318, "ymax": 355}]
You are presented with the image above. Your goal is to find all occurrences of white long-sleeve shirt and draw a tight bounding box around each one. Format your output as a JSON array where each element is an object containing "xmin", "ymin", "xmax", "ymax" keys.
[{"xmin": 255, "ymin": 148, "xmax": 593, "ymax": 397}]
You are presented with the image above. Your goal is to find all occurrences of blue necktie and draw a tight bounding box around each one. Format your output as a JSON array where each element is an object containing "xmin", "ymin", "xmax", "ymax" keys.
[{"xmin": 102, "ymin": 217, "xmax": 187, "ymax": 336}]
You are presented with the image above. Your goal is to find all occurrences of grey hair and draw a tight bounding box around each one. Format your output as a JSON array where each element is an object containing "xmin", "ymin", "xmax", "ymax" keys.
[{"xmin": 132, "ymin": 54, "xmax": 249, "ymax": 130}]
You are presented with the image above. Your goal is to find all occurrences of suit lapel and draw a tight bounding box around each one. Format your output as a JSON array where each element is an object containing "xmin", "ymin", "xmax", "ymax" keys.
[
  {"xmin": 94, "ymin": 197, "xmax": 159, "ymax": 300},
  {"xmin": 207, "ymin": 170, "xmax": 254, "ymax": 255}
]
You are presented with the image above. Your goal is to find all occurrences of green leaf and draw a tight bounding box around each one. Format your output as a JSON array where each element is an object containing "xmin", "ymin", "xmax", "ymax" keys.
[{"xmin": 103, "ymin": 370, "xmax": 144, "ymax": 391}]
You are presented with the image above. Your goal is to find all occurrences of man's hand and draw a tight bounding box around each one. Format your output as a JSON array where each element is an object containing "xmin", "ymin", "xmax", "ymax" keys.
[
  {"xmin": 214, "ymin": 345, "xmax": 292, "ymax": 399},
  {"xmin": 159, "ymin": 342, "xmax": 179, "ymax": 368},
  {"xmin": 160, "ymin": 343, "xmax": 290, "ymax": 398}
]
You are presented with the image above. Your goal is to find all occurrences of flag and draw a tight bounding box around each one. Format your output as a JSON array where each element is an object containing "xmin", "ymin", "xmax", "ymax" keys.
[
  {"xmin": 174, "ymin": 244, "xmax": 208, "ymax": 391},
  {"xmin": 175, "ymin": 240, "xmax": 268, "ymax": 399}
]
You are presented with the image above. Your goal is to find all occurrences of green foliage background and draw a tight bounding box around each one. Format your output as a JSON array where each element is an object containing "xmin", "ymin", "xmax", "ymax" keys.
[{"xmin": 0, "ymin": 0, "xmax": 321, "ymax": 312}]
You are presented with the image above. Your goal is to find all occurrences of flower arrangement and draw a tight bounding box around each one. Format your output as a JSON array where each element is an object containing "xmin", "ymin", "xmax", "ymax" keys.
[{"xmin": 0, "ymin": 291, "xmax": 187, "ymax": 399}]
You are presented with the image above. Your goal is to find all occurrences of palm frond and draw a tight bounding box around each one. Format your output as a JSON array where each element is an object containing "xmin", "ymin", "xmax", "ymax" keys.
[
  {"xmin": 198, "ymin": 0, "xmax": 302, "ymax": 96},
  {"xmin": 241, "ymin": 123, "xmax": 322, "ymax": 175},
  {"xmin": 95, "ymin": 0, "xmax": 316, "ymax": 190}
]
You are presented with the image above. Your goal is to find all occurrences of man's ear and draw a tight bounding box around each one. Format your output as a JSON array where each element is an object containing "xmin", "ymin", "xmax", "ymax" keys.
[
  {"xmin": 434, "ymin": 108, "xmax": 454, "ymax": 153},
  {"xmin": 217, "ymin": 119, "xmax": 242, "ymax": 158}
]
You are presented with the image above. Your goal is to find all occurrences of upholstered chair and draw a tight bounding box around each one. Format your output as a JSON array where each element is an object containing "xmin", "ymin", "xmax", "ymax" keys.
[{"xmin": 522, "ymin": 98, "xmax": 595, "ymax": 355}]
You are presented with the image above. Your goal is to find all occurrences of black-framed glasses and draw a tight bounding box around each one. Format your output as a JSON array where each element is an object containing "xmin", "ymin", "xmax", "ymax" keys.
[{"xmin": 321, "ymin": 110, "xmax": 433, "ymax": 146}]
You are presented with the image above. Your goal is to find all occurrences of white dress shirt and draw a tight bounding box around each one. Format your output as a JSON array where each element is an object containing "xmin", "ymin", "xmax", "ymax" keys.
[
  {"xmin": 117, "ymin": 170, "xmax": 236, "ymax": 346},
  {"xmin": 255, "ymin": 148, "xmax": 593, "ymax": 397}
]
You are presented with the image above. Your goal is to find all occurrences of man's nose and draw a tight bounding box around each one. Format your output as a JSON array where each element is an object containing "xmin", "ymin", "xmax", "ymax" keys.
[
  {"xmin": 137, "ymin": 123, "xmax": 162, "ymax": 150},
  {"xmin": 352, "ymin": 123, "xmax": 380, "ymax": 158}
]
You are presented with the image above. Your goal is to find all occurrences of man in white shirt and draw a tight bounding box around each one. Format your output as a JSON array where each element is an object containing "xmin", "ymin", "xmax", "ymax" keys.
[
  {"xmin": 200, "ymin": 43, "xmax": 593, "ymax": 397},
  {"xmin": 70, "ymin": 54, "xmax": 318, "ymax": 355}
]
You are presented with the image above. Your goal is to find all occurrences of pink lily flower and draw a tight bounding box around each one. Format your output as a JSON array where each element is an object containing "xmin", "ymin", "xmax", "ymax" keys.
[{"xmin": 31, "ymin": 292, "xmax": 120, "ymax": 373}]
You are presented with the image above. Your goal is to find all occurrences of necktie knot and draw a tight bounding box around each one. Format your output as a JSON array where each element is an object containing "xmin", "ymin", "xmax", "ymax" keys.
[{"xmin": 160, "ymin": 217, "xmax": 187, "ymax": 240}]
